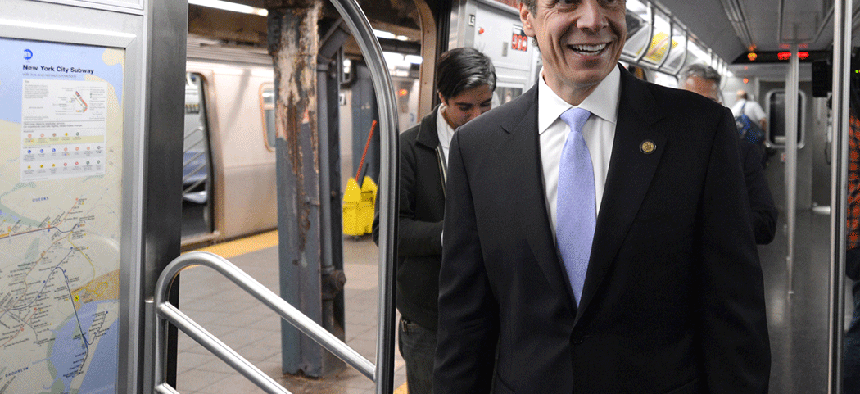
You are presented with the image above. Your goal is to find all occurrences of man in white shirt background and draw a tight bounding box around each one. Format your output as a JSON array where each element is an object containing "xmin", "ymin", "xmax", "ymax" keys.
[{"xmin": 732, "ymin": 89, "xmax": 768, "ymax": 132}]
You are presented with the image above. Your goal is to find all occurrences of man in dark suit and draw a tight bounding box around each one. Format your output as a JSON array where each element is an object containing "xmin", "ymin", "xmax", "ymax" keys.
[
  {"xmin": 433, "ymin": 0, "xmax": 771, "ymax": 393},
  {"xmin": 680, "ymin": 64, "xmax": 778, "ymax": 245},
  {"xmin": 373, "ymin": 48, "xmax": 495, "ymax": 394}
]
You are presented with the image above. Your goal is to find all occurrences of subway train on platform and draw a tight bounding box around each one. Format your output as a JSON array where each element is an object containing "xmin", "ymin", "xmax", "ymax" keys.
[{"xmin": 3, "ymin": 0, "xmax": 860, "ymax": 392}]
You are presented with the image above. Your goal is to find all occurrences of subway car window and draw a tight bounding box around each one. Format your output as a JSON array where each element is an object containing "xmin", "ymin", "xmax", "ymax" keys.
[
  {"xmin": 661, "ymin": 22, "xmax": 687, "ymax": 74},
  {"xmin": 766, "ymin": 89, "xmax": 806, "ymax": 147},
  {"xmin": 495, "ymin": 86, "xmax": 523, "ymax": 106},
  {"xmin": 623, "ymin": 0, "xmax": 652, "ymax": 60},
  {"xmin": 261, "ymin": 84, "xmax": 276, "ymax": 150}
]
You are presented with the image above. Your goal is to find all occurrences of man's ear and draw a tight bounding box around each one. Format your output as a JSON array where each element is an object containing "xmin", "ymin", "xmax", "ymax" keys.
[
  {"xmin": 519, "ymin": 3, "xmax": 534, "ymax": 36},
  {"xmin": 438, "ymin": 92, "xmax": 447, "ymax": 106}
]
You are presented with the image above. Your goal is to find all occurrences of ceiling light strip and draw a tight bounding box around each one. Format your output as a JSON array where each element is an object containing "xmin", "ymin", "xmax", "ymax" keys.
[{"xmin": 718, "ymin": 0, "xmax": 754, "ymax": 48}]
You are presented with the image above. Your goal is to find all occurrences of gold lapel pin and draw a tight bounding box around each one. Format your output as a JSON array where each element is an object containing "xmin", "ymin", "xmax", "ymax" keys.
[{"xmin": 640, "ymin": 140, "xmax": 656, "ymax": 154}]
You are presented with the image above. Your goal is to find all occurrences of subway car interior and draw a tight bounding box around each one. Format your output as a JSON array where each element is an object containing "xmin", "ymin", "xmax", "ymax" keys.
[{"xmin": 2, "ymin": 0, "xmax": 860, "ymax": 392}]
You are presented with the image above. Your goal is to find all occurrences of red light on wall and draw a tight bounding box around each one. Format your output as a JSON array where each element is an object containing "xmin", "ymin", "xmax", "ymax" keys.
[
  {"xmin": 743, "ymin": 78, "xmax": 750, "ymax": 84},
  {"xmin": 398, "ymin": 88, "xmax": 408, "ymax": 97},
  {"xmin": 747, "ymin": 52, "xmax": 758, "ymax": 61},
  {"xmin": 776, "ymin": 52, "xmax": 809, "ymax": 61}
]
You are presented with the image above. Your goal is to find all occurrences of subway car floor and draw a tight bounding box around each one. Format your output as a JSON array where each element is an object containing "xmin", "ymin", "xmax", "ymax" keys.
[
  {"xmin": 759, "ymin": 209, "xmax": 854, "ymax": 394},
  {"xmin": 174, "ymin": 210, "xmax": 852, "ymax": 393},
  {"xmin": 174, "ymin": 231, "xmax": 407, "ymax": 393}
]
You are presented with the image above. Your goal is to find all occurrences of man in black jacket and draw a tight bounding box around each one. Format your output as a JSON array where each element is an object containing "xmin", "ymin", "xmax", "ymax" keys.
[
  {"xmin": 374, "ymin": 47, "xmax": 496, "ymax": 394},
  {"xmin": 680, "ymin": 64, "xmax": 778, "ymax": 244},
  {"xmin": 434, "ymin": 0, "xmax": 770, "ymax": 391}
]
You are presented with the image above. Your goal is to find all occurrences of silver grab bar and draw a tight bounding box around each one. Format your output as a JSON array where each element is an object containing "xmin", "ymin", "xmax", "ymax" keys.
[
  {"xmin": 326, "ymin": 1, "xmax": 399, "ymax": 393},
  {"xmin": 153, "ymin": 251, "xmax": 375, "ymax": 394},
  {"xmin": 829, "ymin": 0, "xmax": 852, "ymax": 392}
]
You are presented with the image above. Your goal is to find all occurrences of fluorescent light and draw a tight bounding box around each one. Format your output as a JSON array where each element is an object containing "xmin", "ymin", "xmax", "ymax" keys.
[
  {"xmin": 374, "ymin": 29, "xmax": 396, "ymax": 39},
  {"xmin": 382, "ymin": 52, "xmax": 406, "ymax": 67},
  {"xmin": 626, "ymin": 0, "xmax": 648, "ymax": 12},
  {"xmin": 405, "ymin": 55, "xmax": 423, "ymax": 65},
  {"xmin": 373, "ymin": 29, "xmax": 410, "ymax": 42},
  {"xmin": 188, "ymin": 0, "xmax": 268, "ymax": 16},
  {"xmin": 687, "ymin": 41, "xmax": 711, "ymax": 64}
]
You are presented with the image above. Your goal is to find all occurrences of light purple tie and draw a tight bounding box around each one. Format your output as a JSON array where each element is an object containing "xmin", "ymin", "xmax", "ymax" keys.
[{"xmin": 556, "ymin": 107, "xmax": 594, "ymax": 306}]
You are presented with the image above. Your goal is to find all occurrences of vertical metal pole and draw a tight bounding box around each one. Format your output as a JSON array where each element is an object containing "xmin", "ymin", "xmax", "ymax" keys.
[
  {"xmin": 785, "ymin": 43, "xmax": 800, "ymax": 278},
  {"xmin": 326, "ymin": 1, "xmax": 398, "ymax": 393},
  {"xmin": 142, "ymin": 0, "xmax": 187, "ymax": 391},
  {"xmin": 317, "ymin": 20, "xmax": 350, "ymax": 373},
  {"xmin": 830, "ymin": 0, "xmax": 852, "ymax": 392}
]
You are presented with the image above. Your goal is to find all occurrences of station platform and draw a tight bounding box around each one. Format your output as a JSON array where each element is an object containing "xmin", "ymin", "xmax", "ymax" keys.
[{"xmin": 173, "ymin": 230, "xmax": 407, "ymax": 393}]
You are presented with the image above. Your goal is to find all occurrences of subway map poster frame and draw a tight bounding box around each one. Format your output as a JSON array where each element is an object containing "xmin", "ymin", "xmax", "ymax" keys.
[{"xmin": 0, "ymin": 35, "xmax": 127, "ymax": 393}]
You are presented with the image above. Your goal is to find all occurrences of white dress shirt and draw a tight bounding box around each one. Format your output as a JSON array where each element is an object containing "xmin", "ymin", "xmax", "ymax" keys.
[
  {"xmin": 539, "ymin": 66, "xmax": 620, "ymax": 236},
  {"xmin": 730, "ymin": 99, "xmax": 766, "ymax": 124},
  {"xmin": 436, "ymin": 104, "xmax": 456, "ymax": 168}
]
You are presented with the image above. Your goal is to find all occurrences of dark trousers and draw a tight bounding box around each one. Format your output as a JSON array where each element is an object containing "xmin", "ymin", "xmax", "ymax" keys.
[
  {"xmin": 846, "ymin": 280, "xmax": 860, "ymax": 394},
  {"xmin": 399, "ymin": 317, "xmax": 437, "ymax": 394}
]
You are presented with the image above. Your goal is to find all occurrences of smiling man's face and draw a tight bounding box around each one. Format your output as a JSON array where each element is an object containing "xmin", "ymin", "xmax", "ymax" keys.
[{"xmin": 520, "ymin": 0, "xmax": 627, "ymax": 104}]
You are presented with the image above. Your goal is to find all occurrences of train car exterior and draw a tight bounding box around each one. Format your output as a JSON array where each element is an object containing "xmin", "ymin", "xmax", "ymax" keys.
[{"xmin": 183, "ymin": 36, "xmax": 278, "ymax": 244}]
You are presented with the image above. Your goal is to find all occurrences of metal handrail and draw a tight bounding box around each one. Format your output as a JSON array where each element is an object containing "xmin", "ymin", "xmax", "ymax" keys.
[
  {"xmin": 153, "ymin": 251, "xmax": 375, "ymax": 394},
  {"xmin": 327, "ymin": 1, "xmax": 399, "ymax": 393}
]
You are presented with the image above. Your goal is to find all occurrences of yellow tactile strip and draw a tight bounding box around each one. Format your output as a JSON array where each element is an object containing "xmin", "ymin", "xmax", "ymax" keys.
[{"xmin": 188, "ymin": 230, "xmax": 279, "ymax": 259}]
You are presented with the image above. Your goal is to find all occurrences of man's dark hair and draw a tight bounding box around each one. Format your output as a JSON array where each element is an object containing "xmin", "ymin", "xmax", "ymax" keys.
[
  {"xmin": 436, "ymin": 48, "xmax": 497, "ymax": 101},
  {"xmin": 679, "ymin": 64, "xmax": 721, "ymax": 86}
]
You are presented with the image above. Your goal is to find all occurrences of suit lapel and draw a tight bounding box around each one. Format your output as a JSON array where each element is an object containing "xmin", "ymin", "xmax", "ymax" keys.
[
  {"xmin": 502, "ymin": 87, "xmax": 578, "ymax": 314},
  {"xmin": 575, "ymin": 67, "xmax": 666, "ymax": 323}
]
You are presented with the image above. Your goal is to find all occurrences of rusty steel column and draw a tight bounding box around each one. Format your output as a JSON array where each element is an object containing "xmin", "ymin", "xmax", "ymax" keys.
[{"xmin": 266, "ymin": 0, "xmax": 345, "ymax": 377}]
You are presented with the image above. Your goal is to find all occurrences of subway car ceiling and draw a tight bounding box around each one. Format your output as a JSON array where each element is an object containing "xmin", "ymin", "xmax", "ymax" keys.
[{"xmin": 190, "ymin": 0, "xmax": 860, "ymax": 78}]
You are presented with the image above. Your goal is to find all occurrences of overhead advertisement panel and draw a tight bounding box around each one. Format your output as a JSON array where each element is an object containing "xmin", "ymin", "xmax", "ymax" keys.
[
  {"xmin": 0, "ymin": 36, "xmax": 124, "ymax": 394},
  {"xmin": 641, "ymin": 8, "xmax": 672, "ymax": 66}
]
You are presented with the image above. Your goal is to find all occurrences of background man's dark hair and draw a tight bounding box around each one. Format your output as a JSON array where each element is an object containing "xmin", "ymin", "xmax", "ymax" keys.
[
  {"xmin": 679, "ymin": 63, "xmax": 721, "ymax": 86},
  {"xmin": 435, "ymin": 47, "xmax": 497, "ymax": 101}
]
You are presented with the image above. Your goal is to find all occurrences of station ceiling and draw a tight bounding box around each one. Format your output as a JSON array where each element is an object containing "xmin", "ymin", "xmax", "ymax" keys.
[
  {"xmin": 229, "ymin": 0, "xmax": 422, "ymax": 35},
  {"xmin": 190, "ymin": 0, "xmax": 423, "ymax": 60}
]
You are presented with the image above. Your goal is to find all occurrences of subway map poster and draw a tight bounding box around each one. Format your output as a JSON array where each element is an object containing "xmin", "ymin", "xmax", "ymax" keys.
[{"xmin": 0, "ymin": 37, "xmax": 124, "ymax": 393}]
